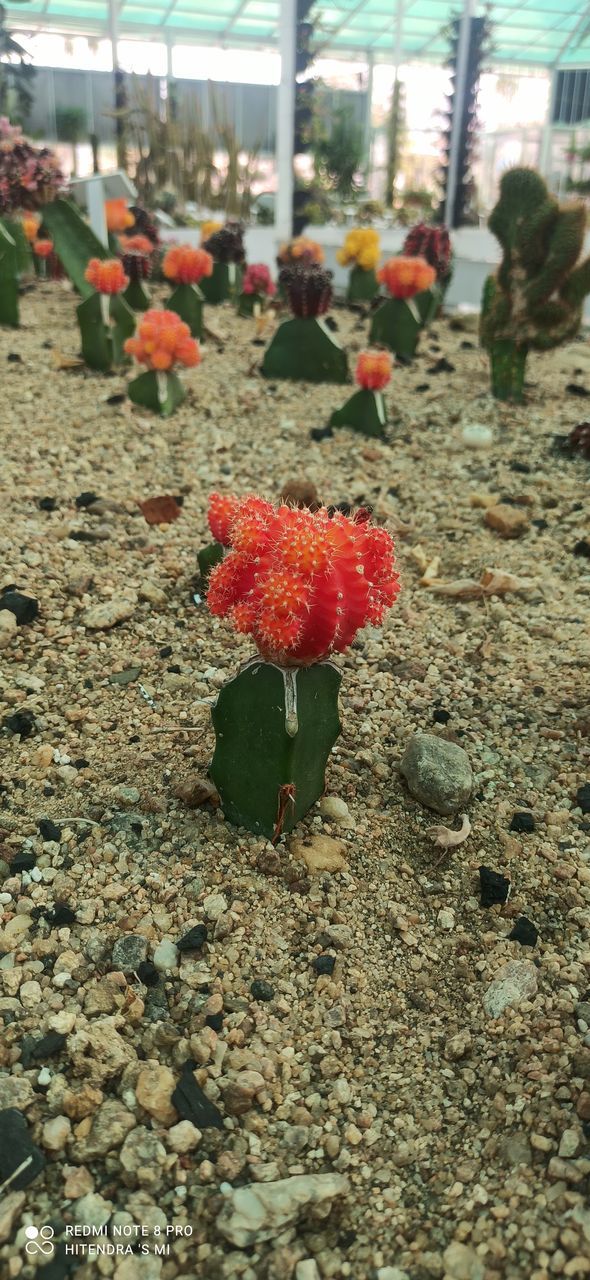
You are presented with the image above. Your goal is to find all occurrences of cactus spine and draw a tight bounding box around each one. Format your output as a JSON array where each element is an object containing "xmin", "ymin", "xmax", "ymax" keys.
[{"xmin": 480, "ymin": 167, "xmax": 590, "ymax": 401}]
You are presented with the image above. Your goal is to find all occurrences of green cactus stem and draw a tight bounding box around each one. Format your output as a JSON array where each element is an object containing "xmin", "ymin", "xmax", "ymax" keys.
[
  {"xmin": 414, "ymin": 284, "xmax": 443, "ymax": 326},
  {"xmin": 41, "ymin": 198, "xmax": 108, "ymax": 297},
  {"xmin": 210, "ymin": 658, "xmax": 342, "ymax": 840},
  {"xmin": 237, "ymin": 291, "xmax": 264, "ymax": 318},
  {"xmin": 127, "ymin": 368, "xmax": 185, "ymax": 416},
  {"xmin": 199, "ymin": 261, "xmax": 243, "ymax": 305},
  {"xmin": 489, "ymin": 340, "xmax": 528, "ymax": 403},
  {"xmin": 369, "ymin": 296, "xmax": 422, "ymax": 360},
  {"xmin": 262, "ymin": 317, "xmax": 349, "ymax": 384},
  {"xmin": 124, "ymin": 279, "xmax": 151, "ymax": 312},
  {"xmin": 480, "ymin": 167, "xmax": 590, "ymax": 401},
  {"xmin": 346, "ymin": 265, "xmax": 379, "ymax": 303},
  {"xmin": 197, "ymin": 541, "xmax": 224, "ymax": 587},
  {"xmin": 167, "ymin": 282, "xmax": 204, "ymax": 338},
  {"xmin": 2, "ymin": 219, "xmax": 33, "ymax": 278},
  {"xmin": 0, "ymin": 221, "xmax": 19, "ymax": 327},
  {"xmin": 77, "ymin": 291, "xmax": 135, "ymax": 371},
  {"xmin": 329, "ymin": 388, "xmax": 387, "ymax": 439}
]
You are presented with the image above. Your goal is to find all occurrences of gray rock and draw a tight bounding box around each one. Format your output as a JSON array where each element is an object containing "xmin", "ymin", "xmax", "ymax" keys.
[
  {"xmin": 483, "ymin": 960, "xmax": 538, "ymax": 1018},
  {"xmin": 399, "ymin": 733, "xmax": 473, "ymax": 815},
  {"xmin": 216, "ymin": 1173, "xmax": 349, "ymax": 1247},
  {"xmin": 111, "ymin": 935, "xmax": 148, "ymax": 972},
  {"xmin": 153, "ymin": 940, "xmax": 179, "ymax": 972}
]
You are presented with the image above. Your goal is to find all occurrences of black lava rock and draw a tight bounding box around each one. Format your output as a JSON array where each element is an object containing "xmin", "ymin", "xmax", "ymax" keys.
[
  {"xmin": 11, "ymin": 851, "xmax": 36, "ymax": 873},
  {"xmin": 38, "ymin": 497, "xmax": 58, "ymax": 512},
  {"xmin": 310, "ymin": 425, "xmax": 334, "ymax": 442},
  {"xmin": 508, "ymin": 917, "xmax": 539, "ymax": 947},
  {"xmin": 3, "ymin": 710, "xmax": 37, "ymax": 739},
  {"xmin": 171, "ymin": 1060, "xmax": 224, "ymax": 1129},
  {"xmin": 0, "ymin": 590, "xmax": 39, "ymax": 624},
  {"xmin": 428, "ymin": 357, "xmax": 455, "ymax": 374},
  {"xmin": 177, "ymin": 924, "xmax": 207, "ymax": 952},
  {"xmin": 75, "ymin": 491, "xmax": 100, "ymax": 508},
  {"xmin": 0, "ymin": 1109, "xmax": 46, "ymax": 1189},
  {"xmin": 136, "ymin": 961, "xmax": 160, "ymax": 987},
  {"xmin": 20, "ymin": 1031, "xmax": 66, "ymax": 1068},
  {"xmin": 7, "ymin": 352, "xmax": 22, "ymax": 362},
  {"xmin": 312, "ymin": 954, "xmax": 336, "ymax": 976},
  {"xmin": 573, "ymin": 539, "xmax": 590, "ymax": 558},
  {"xmin": 39, "ymin": 819, "xmax": 61, "ymax": 843},
  {"xmin": 479, "ymin": 865, "xmax": 511, "ymax": 908},
  {"xmin": 566, "ymin": 382, "xmax": 590, "ymax": 397},
  {"xmin": 205, "ymin": 1011, "xmax": 224, "ymax": 1032},
  {"xmin": 415, "ymin": 383, "xmax": 430, "ymax": 392},
  {"xmin": 45, "ymin": 902, "xmax": 77, "ymax": 927},
  {"xmin": 250, "ymin": 979, "xmax": 274, "ymax": 1002},
  {"xmin": 432, "ymin": 708, "xmax": 451, "ymax": 724},
  {"xmin": 510, "ymin": 811, "xmax": 535, "ymax": 834},
  {"xmin": 576, "ymin": 783, "xmax": 590, "ymax": 814},
  {"xmin": 106, "ymin": 393, "xmax": 126, "ymax": 405}
]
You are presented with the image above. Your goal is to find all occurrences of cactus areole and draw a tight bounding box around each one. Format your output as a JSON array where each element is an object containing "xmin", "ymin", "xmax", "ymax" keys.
[
  {"xmin": 480, "ymin": 167, "xmax": 590, "ymax": 402},
  {"xmin": 206, "ymin": 494, "xmax": 400, "ymax": 839}
]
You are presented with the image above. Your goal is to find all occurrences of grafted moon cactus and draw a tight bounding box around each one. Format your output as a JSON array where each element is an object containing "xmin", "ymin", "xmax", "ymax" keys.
[
  {"xmin": 206, "ymin": 494, "xmax": 400, "ymax": 838},
  {"xmin": 480, "ymin": 167, "xmax": 590, "ymax": 401}
]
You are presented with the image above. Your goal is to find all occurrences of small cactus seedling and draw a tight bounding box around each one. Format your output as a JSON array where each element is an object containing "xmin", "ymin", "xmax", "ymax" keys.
[
  {"xmin": 124, "ymin": 308, "xmax": 201, "ymax": 416},
  {"xmin": 329, "ymin": 350, "xmax": 392, "ymax": 438},
  {"xmin": 121, "ymin": 235, "xmax": 155, "ymax": 311},
  {"xmin": 200, "ymin": 222, "xmax": 245, "ymax": 304},
  {"xmin": 33, "ymin": 237, "xmax": 53, "ymax": 280},
  {"xmin": 370, "ymin": 256, "xmax": 436, "ymax": 359},
  {"xmin": 262, "ymin": 266, "xmax": 349, "ymax": 384},
  {"xmin": 163, "ymin": 245, "xmax": 213, "ymax": 338},
  {"xmin": 337, "ymin": 228, "xmax": 381, "ymax": 303},
  {"xmin": 206, "ymin": 494, "xmax": 400, "ymax": 838},
  {"xmin": 0, "ymin": 221, "xmax": 19, "ymax": 326},
  {"xmin": 77, "ymin": 259, "xmax": 136, "ymax": 371},
  {"xmin": 480, "ymin": 167, "xmax": 590, "ymax": 402},
  {"xmin": 238, "ymin": 263, "xmax": 276, "ymax": 317}
]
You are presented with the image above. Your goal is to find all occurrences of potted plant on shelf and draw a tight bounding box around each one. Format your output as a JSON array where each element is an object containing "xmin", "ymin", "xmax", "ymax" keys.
[
  {"xmin": 205, "ymin": 493, "xmax": 400, "ymax": 839},
  {"xmin": 336, "ymin": 228, "xmax": 381, "ymax": 303},
  {"xmin": 369, "ymin": 256, "xmax": 436, "ymax": 360},
  {"xmin": 329, "ymin": 349, "xmax": 392, "ymax": 438},
  {"xmin": 262, "ymin": 264, "xmax": 349, "ymax": 384},
  {"xmin": 78, "ymin": 258, "xmax": 136, "ymax": 372},
  {"xmin": 124, "ymin": 308, "xmax": 201, "ymax": 416},
  {"xmin": 162, "ymin": 244, "xmax": 213, "ymax": 338}
]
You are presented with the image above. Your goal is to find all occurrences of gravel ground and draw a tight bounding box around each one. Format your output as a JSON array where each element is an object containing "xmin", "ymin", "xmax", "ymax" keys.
[{"xmin": 0, "ymin": 282, "xmax": 589, "ymax": 1280}]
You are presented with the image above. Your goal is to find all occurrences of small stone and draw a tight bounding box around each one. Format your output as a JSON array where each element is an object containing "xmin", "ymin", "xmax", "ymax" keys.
[
  {"xmin": 443, "ymin": 1242, "xmax": 484, "ymax": 1280},
  {"xmin": 153, "ymin": 940, "xmax": 178, "ymax": 971},
  {"xmin": 113, "ymin": 785, "xmax": 141, "ymax": 807},
  {"xmin": 318, "ymin": 796, "xmax": 353, "ymax": 826},
  {"xmin": 479, "ymin": 864, "xmax": 511, "ymax": 908},
  {"xmin": 508, "ymin": 917, "xmax": 538, "ymax": 947},
  {"xmin": 38, "ymin": 818, "xmax": 61, "ymax": 843},
  {"xmin": 0, "ymin": 1191, "xmax": 25, "ymax": 1244},
  {"xmin": 484, "ymin": 503, "xmax": 530, "ymax": 538},
  {"xmin": 576, "ymin": 1092, "xmax": 590, "ymax": 1121},
  {"xmin": 376, "ymin": 1270, "xmax": 410, "ymax": 1280},
  {"xmin": 136, "ymin": 1061, "xmax": 178, "ymax": 1126},
  {"xmin": 296, "ymin": 1263, "xmax": 322, "ymax": 1280},
  {"xmin": 316, "ymin": 924, "xmax": 354, "ymax": 950},
  {"xmin": 19, "ymin": 980, "xmax": 42, "ymax": 1008},
  {"xmin": 484, "ymin": 960, "xmax": 538, "ymax": 1018},
  {"xmin": 108, "ymin": 667, "xmax": 141, "ymax": 687},
  {"xmin": 167, "ymin": 1120, "xmax": 202, "ymax": 1153},
  {"xmin": 171, "ymin": 1060, "xmax": 223, "ymax": 1129},
  {"xmin": 559, "ymin": 1128, "xmax": 581, "ymax": 1158},
  {"xmin": 461, "ymin": 423, "xmax": 493, "ymax": 449},
  {"xmin": 177, "ymin": 924, "xmax": 207, "ymax": 952},
  {"xmin": 41, "ymin": 1116, "xmax": 71, "ymax": 1152},
  {"xmin": 438, "ymin": 908, "xmax": 455, "ymax": 931},
  {"xmin": 510, "ymin": 810, "xmax": 535, "ymax": 833},
  {"xmin": 174, "ymin": 776, "xmax": 219, "ymax": 809},
  {"xmin": 139, "ymin": 580, "xmax": 168, "ymax": 606},
  {"xmin": 83, "ymin": 598, "xmax": 135, "ymax": 630},
  {"xmin": 215, "ymin": 1172, "xmax": 349, "ymax": 1247},
  {"xmin": 290, "ymin": 833, "xmax": 347, "ymax": 875},
  {"xmin": 111, "ymin": 934, "xmax": 148, "ymax": 971},
  {"xmin": 250, "ymin": 979, "xmax": 274, "ymax": 1002},
  {"xmin": 0, "ymin": 610, "xmax": 18, "ymax": 648},
  {"xmin": 203, "ymin": 892, "xmax": 226, "ymax": 920},
  {"xmin": 576, "ymin": 783, "xmax": 590, "ymax": 814},
  {"xmin": 312, "ymin": 954, "xmax": 336, "ymax": 976},
  {"xmin": 400, "ymin": 733, "xmax": 473, "ymax": 815},
  {"xmin": 73, "ymin": 1192, "xmax": 112, "ymax": 1230},
  {"xmin": 0, "ymin": 591, "xmax": 39, "ymax": 625},
  {"xmin": 445, "ymin": 1031, "xmax": 472, "ymax": 1061},
  {"xmin": 63, "ymin": 1165, "xmax": 94, "ymax": 1199}
]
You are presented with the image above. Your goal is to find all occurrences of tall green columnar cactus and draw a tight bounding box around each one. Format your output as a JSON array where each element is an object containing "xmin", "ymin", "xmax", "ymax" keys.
[
  {"xmin": 0, "ymin": 222, "xmax": 19, "ymax": 327},
  {"xmin": 480, "ymin": 168, "xmax": 590, "ymax": 402}
]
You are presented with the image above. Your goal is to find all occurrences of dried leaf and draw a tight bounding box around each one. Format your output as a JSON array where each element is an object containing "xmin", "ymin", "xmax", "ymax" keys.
[
  {"xmin": 426, "ymin": 814, "xmax": 471, "ymax": 857},
  {"xmin": 409, "ymin": 545, "xmax": 428, "ymax": 572},
  {"xmin": 53, "ymin": 350, "xmax": 84, "ymax": 371},
  {"xmin": 420, "ymin": 555, "xmax": 441, "ymax": 586},
  {"xmin": 138, "ymin": 495, "xmax": 182, "ymax": 525},
  {"xmin": 429, "ymin": 577, "xmax": 484, "ymax": 599},
  {"xmin": 428, "ymin": 567, "xmax": 534, "ymax": 599}
]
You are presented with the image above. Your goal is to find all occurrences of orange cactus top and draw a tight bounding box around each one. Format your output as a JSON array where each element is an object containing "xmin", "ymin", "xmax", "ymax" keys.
[
  {"xmin": 105, "ymin": 199, "xmax": 135, "ymax": 233},
  {"xmin": 206, "ymin": 494, "xmax": 400, "ymax": 666},
  {"xmin": 378, "ymin": 255, "xmax": 436, "ymax": 300},
  {"xmin": 121, "ymin": 234, "xmax": 154, "ymax": 256},
  {"xmin": 84, "ymin": 258, "xmax": 129, "ymax": 295},
  {"xmin": 22, "ymin": 213, "xmax": 41, "ymax": 242},
  {"xmin": 355, "ymin": 349, "xmax": 393, "ymax": 391},
  {"xmin": 162, "ymin": 245, "xmax": 214, "ymax": 286},
  {"xmin": 277, "ymin": 237, "xmax": 324, "ymax": 267},
  {"xmin": 33, "ymin": 238, "xmax": 53, "ymax": 259},
  {"xmin": 124, "ymin": 308, "xmax": 201, "ymax": 372}
]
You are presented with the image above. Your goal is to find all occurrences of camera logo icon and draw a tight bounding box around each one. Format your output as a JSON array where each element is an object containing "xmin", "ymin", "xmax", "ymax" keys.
[{"xmin": 25, "ymin": 1225, "xmax": 55, "ymax": 1256}]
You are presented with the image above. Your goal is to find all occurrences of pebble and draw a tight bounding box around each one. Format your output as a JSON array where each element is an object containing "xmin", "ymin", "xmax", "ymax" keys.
[
  {"xmin": 438, "ymin": 908, "xmax": 455, "ymax": 931},
  {"xmin": 111, "ymin": 934, "xmax": 148, "ymax": 970},
  {"xmin": 250, "ymin": 979, "xmax": 274, "ymax": 1002},
  {"xmin": 290, "ymin": 833, "xmax": 347, "ymax": 874},
  {"xmin": 461, "ymin": 423, "xmax": 493, "ymax": 448},
  {"xmin": 0, "ymin": 1191, "xmax": 25, "ymax": 1244},
  {"xmin": 135, "ymin": 1061, "xmax": 177, "ymax": 1126},
  {"xmin": 483, "ymin": 960, "xmax": 539, "ymax": 1017},
  {"xmin": 166, "ymin": 1120, "xmax": 202, "ymax": 1153},
  {"xmin": 153, "ymin": 939, "xmax": 179, "ymax": 971},
  {"xmin": 484, "ymin": 503, "xmax": 530, "ymax": 538},
  {"xmin": 203, "ymin": 892, "xmax": 227, "ymax": 920},
  {"xmin": 559, "ymin": 1128, "xmax": 582, "ymax": 1158},
  {"xmin": 318, "ymin": 796, "xmax": 353, "ymax": 826},
  {"xmin": 41, "ymin": 1115, "xmax": 71, "ymax": 1151},
  {"xmin": 215, "ymin": 1172, "xmax": 349, "ymax": 1246},
  {"xmin": 443, "ymin": 1242, "xmax": 484, "ymax": 1280},
  {"xmin": 82, "ymin": 598, "xmax": 136, "ymax": 630},
  {"xmin": 113, "ymin": 785, "xmax": 141, "ymax": 806},
  {"xmin": 0, "ymin": 610, "xmax": 17, "ymax": 647},
  {"xmin": 399, "ymin": 733, "xmax": 473, "ymax": 815}
]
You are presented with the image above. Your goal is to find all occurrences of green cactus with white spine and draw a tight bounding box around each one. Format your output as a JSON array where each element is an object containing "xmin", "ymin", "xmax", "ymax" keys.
[{"xmin": 480, "ymin": 167, "xmax": 590, "ymax": 401}]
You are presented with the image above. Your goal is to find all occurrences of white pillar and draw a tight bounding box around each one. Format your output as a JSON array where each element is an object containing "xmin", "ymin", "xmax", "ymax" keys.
[
  {"xmin": 276, "ymin": 0, "xmax": 296, "ymax": 240},
  {"xmin": 539, "ymin": 66, "xmax": 558, "ymax": 178},
  {"xmin": 363, "ymin": 51, "xmax": 374, "ymax": 171},
  {"xmin": 444, "ymin": 0, "xmax": 476, "ymax": 228},
  {"xmin": 108, "ymin": 0, "xmax": 119, "ymax": 72},
  {"xmin": 386, "ymin": 0, "xmax": 404, "ymax": 205}
]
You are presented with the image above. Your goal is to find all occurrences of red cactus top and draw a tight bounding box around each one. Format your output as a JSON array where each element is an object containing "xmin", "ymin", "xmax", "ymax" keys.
[{"xmin": 206, "ymin": 494, "xmax": 400, "ymax": 666}]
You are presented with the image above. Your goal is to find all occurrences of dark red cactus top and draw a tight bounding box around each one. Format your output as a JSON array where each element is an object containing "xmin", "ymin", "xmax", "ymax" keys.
[
  {"xmin": 206, "ymin": 494, "xmax": 400, "ymax": 666},
  {"xmin": 279, "ymin": 264, "xmax": 334, "ymax": 318},
  {"xmin": 202, "ymin": 221, "xmax": 246, "ymax": 264},
  {"xmin": 403, "ymin": 222, "xmax": 452, "ymax": 283}
]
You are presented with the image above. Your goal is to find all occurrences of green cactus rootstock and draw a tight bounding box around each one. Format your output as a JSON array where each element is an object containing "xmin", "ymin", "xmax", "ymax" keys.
[
  {"xmin": 77, "ymin": 292, "xmax": 135, "ymax": 372},
  {"xmin": 369, "ymin": 296, "xmax": 422, "ymax": 360},
  {"xmin": 262, "ymin": 317, "xmax": 349, "ymax": 384},
  {"xmin": 0, "ymin": 221, "xmax": 19, "ymax": 327},
  {"xmin": 329, "ymin": 388, "xmax": 387, "ymax": 439},
  {"xmin": 197, "ymin": 541, "xmax": 224, "ymax": 587},
  {"xmin": 41, "ymin": 199, "xmax": 109, "ymax": 297},
  {"xmin": 237, "ymin": 291, "xmax": 264, "ymax": 318},
  {"xmin": 210, "ymin": 659, "xmax": 342, "ymax": 840},
  {"xmin": 346, "ymin": 265, "xmax": 379, "ymax": 304},
  {"xmin": 199, "ymin": 261, "xmax": 242, "ymax": 305},
  {"xmin": 167, "ymin": 282, "xmax": 205, "ymax": 337},
  {"xmin": 414, "ymin": 284, "xmax": 443, "ymax": 326},
  {"xmin": 480, "ymin": 167, "xmax": 590, "ymax": 401},
  {"xmin": 127, "ymin": 369, "xmax": 185, "ymax": 416},
  {"xmin": 124, "ymin": 279, "xmax": 151, "ymax": 312},
  {"xmin": 2, "ymin": 218, "xmax": 33, "ymax": 278}
]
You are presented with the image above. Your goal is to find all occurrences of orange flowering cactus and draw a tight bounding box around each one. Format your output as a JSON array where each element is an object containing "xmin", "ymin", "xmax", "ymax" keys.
[
  {"xmin": 163, "ymin": 245, "xmax": 213, "ymax": 285},
  {"xmin": 277, "ymin": 237, "xmax": 324, "ymax": 267},
  {"xmin": 125, "ymin": 309, "xmax": 201, "ymax": 415},
  {"xmin": 355, "ymin": 349, "xmax": 392, "ymax": 391},
  {"xmin": 85, "ymin": 258, "xmax": 128, "ymax": 295},
  {"xmin": 22, "ymin": 213, "xmax": 40, "ymax": 242},
  {"xmin": 105, "ymin": 198, "xmax": 134, "ymax": 233},
  {"xmin": 378, "ymin": 255, "xmax": 436, "ymax": 300},
  {"xmin": 33, "ymin": 238, "xmax": 53, "ymax": 258},
  {"xmin": 207, "ymin": 494, "xmax": 401, "ymax": 840}
]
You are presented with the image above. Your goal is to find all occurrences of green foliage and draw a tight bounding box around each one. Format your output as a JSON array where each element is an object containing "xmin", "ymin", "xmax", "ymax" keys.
[
  {"xmin": 128, "ymin": 369, "xmax": 185, "ymax": 416},
  {"xmin": 369, "ymin": 297, "xmax": 422, "ymax": 361},
  {"xmin": 55, "ymin": 107, "xmax": 87, "ymax": 144},
  {"xmin": 262, "ymin": 317, "xmax": 349, "ymax": 384},
  {"xmin": 42, "ymin": 198, "xmax": 108, "ymax": 297},
  {"xmin": 385, "ymin": 79, "xmax": 406, "ymax": 209},
  {"xmin": 329, "ymin": 388, "xmax": 387, "ymax": 439},
  {"xmin": 77, "ymin": 291, "xmax": 135, "ymax": 372},
  {"xmin": 0, "ymin": 5, "xmax": 35, "ymax": 123},
  {"xmin": 312, "ymin": 103, "xmax": 364, "ymax": 199},
  {"xmin": 0, "ymin": 218, "xmax": 18, "ymax": 326},
  {"xmin": 167, "ymin": 281, "xmax": 204, "ymax": 336}
]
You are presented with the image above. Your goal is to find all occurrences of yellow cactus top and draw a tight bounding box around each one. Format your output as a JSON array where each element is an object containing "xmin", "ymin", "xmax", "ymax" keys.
[
  {"xmin": 277, "ymin": 236, "xmax": 324, "ymax": 266},
  {"xmin": 200, "ymin": 220, "xmax": 223, "ymax": 244},
  {"xmin": 336, "ymin": 227, "xmax": 380, "ymax": 272}
]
